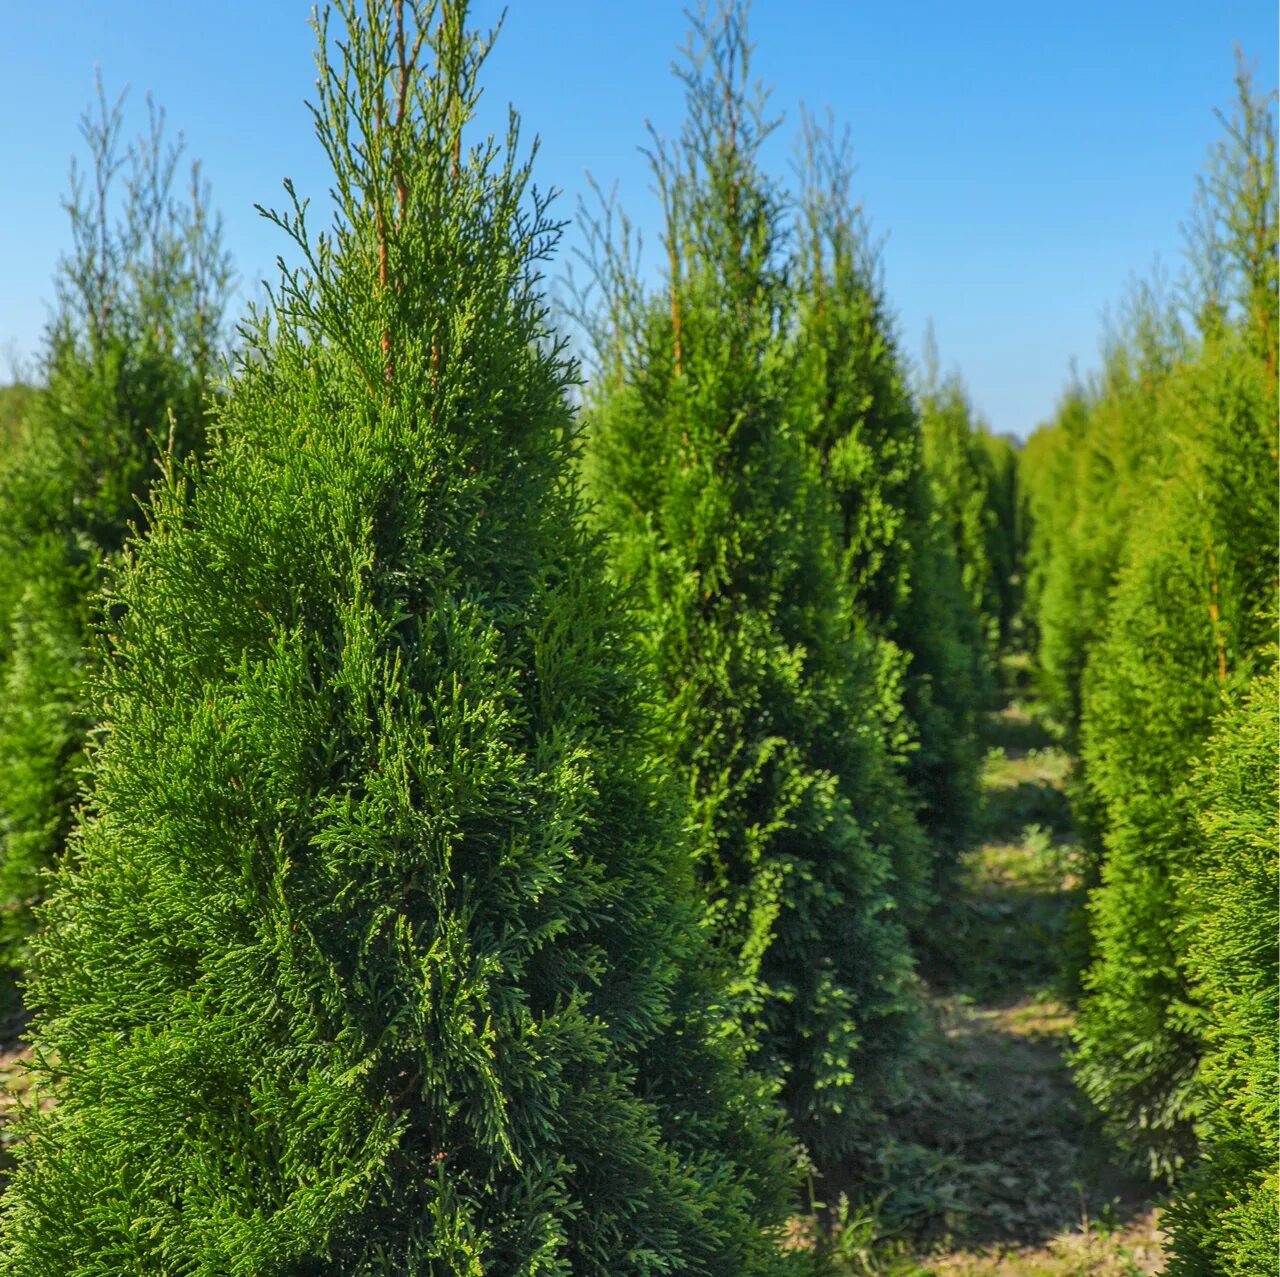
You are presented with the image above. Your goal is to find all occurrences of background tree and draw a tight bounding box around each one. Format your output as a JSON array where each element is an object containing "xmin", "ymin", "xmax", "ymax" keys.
[
  {"xmin": 1064, "ymin": 61, "xmax": 1277, "ymax": 1179},
  {"xmin": 916, "ymin": 349, "xmax": 1007, "ymax": 675},
  {"xmin": 0, "ymin": 78, "xmax": 233, "ymax": 992},
  {"xmin": 0, "ymin": 4, "xmax": 798, "ymax": 1272},
  {"xmin": 788, "ymin": 114, "xmax": 986, "ymax": 868},
  {"xmin": 578, "ymin": 0, "xmax": 923, "ymax": 1174},
  {"xmin": 1071, "ymin": 327, "xmax": 1277, "ymax": 1173}
]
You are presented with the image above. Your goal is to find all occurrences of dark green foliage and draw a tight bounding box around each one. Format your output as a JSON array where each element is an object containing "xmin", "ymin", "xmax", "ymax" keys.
[
  {"xmin": 789, "ymin": 117, "xmax": 986, "ymax": 866},
  {"xmin": 975, "ymin": 431, "xmax": 1021, "ymax": 651},
  {"xmin": 1165, "ymin": 668, "xmax": 1278, "ymax": 1275},
  {"xmin": 578, "ymin": 4, "xmax": 921, "ymax": 1171},
  {"xmin": 0, "ymin": 5, "xmax": 798, "ymax": 1272},
  {"xmin": 0, "ymin": 83, "xmax": 231, "ymax": 986}
]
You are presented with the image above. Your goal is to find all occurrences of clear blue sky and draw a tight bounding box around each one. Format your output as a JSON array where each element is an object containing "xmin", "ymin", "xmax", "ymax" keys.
[{"xmin": 1, "ymin": 2, "xmax": 1275, "ymax": 436}]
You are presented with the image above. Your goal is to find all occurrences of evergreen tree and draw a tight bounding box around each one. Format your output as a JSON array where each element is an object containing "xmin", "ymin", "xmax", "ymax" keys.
[
  {"xmin": 1027, "ymin": 285, "xmax": 1184, "ymax": 736},
  {"xmin": 0, "ymin": 80, "xmax": 232, "ymax": 988},
  {"xmin": 788, "ymin": 115, "xmax": 985, "ymax": 863},
  {"xmin": 1165, "ymin": 667, "xmax": 1278, "ymax": 1276},
  {"xmin": 0, "ymin": 383, "xmax": 38, "ymax": 453},
  {"xmin": 1019, "ymin": 384, "xmax": 1090, "ymax": 697},
  {"xmin": 1071, "ymin": 325, "xmax": 1277, "ymax": 1174},
  {"xmin": 0, "ymin": 4, "xmax": 797, "ymax": 1272},
  {"xmin": 975, "ymin": 430, "xmax": 1021, "ymax": 652},
  {"xmin": 578, "ymin": 0, "xmax": 921, "ymax": 1172},
  {"xmin": 916, "ymin": 354, "xmax": 1005, "ymax": 676},
  {"xmin": 1069, "ymin": 62, "xmax": 1277, "ymax": 1176}
]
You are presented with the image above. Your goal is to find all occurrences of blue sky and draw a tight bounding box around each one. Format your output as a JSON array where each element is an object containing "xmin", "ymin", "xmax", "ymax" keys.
[{"xmin": 1, "ymin": 1, "xmax": 1275, "ymax": 436}]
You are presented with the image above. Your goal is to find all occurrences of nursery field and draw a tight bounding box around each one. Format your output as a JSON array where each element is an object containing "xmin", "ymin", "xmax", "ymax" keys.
[{"xmin": 0, "ymin": 1, "xmax": 1272, "ymax": 1272}]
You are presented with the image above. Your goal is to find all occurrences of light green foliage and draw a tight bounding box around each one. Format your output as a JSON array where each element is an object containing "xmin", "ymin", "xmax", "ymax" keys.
[
  {"xmin": 917, "ymin": 362, "xmax": 1008, "ymax": 674},
  {"xmin": 1064, "ymin": 63, "xmax": 1278, "ymax": 1179},
  {"xmin": 1072, "ymin": 325, "xmax": 1278, "ymax": 1174},
  {"xmin": 0, "ymin": 82, "xmax": 232, "ymax": 988},
  {"xmin": 0, "ymin": 4, "xmax": 798, "ymax": 1272},
  {"xmin": 578, "ymin": 2, "xmax": 921, "ymax": 1171},
  {"xmin": 1022, "ymin": 291, "xmax": 1184, "ymax": 737},
  {"xmin": 1165, "ymin": 668, "xmax": 1278, "ymax": 1275},
  {"xmin": 789, "ymin": 115, "xmax": 986, "ymax": 871}
]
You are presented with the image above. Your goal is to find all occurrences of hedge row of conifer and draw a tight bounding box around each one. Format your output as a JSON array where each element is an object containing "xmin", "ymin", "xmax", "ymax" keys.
[
  {"xmin": 1022, "ymin": 61, "xmax": 1277, "ymax": 1276},
  {"xmin": 0, "ymin": 1, "xmax": 1012, "ymax": 1271}
]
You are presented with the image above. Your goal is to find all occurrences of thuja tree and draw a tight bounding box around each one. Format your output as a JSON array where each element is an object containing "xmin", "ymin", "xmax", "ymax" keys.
[
  {"xmin": 1028, "ymin": 285, "xmax": 1184, "ymax": 736},
  {"xmin": 0, "ymin": 383, "xmax": 38, "ymax": 453},
  {"xmin": 1165, "ymin": 667, "xmax": 1278, "ymax": 1275},
  {"xmin": 1071, "ymin": 66, "xmax": 1277, "ymax": 1177},
  {"xmin": 0, "ymin": 80, "xmax": 231, "ymax": 988},
  {"xmin": 1019, "ymin": 385, "xmax": 1090, "ymax": 687},
  {"xmin": 788, "ymin": 115, "xmax": 984, "ymax": 864},
  {"xmin": 1071, "ymin": 325, "xmax": 1278, "ymax": 1175},
  {"xmin": 916, "ymin": 357, "xmax": 1005, "ymax": 674},
  {"xmin": 0, "ymin": 5, "xmax": 799, "ymax": 1272},
  {"xmin": 976, "ymin": 430, "xmax": 1021, "ymax": 651},
  {"xmin": 578, "ymin": 1, "xmax": 920, "ymax": 1172}
]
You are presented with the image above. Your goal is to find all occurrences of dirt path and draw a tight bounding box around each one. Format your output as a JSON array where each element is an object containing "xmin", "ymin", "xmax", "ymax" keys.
[{"xmin": 828, "ymin": 694, "xmax": 1166, "ymax": 1275}]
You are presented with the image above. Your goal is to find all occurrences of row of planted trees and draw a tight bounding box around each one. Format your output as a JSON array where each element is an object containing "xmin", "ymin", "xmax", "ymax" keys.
[
  {"xmin": 1023, "ymin": 60, "xmax": 1277, "ymax": 1277},
  {"xmin": 0, "ymin": 2, "xmax": 1017, "ymax": 1272}
]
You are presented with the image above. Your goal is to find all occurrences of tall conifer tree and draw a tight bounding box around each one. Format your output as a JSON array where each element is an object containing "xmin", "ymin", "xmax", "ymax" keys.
[
  {"xmin": 1070, "ymin": 62, "xmax": 1277, "ymax": 1176},
  {"xmin": 0, "ymin": 82, "xmax": 232, "ymax": 987},
  {"xmin": 0, "ymin": 5, "xmax": 797, "ymax": 1271},
  {"xmin": 578, "ymin": 1, "xmax": 920, "ymax": 1172},
  {"xmin": 1071, "ymin": 328, "xmax": 1277, "ymax": 1173},
  {"xmin": 789, "ymin": 116, "xmax": 986, "ymax": 865}
]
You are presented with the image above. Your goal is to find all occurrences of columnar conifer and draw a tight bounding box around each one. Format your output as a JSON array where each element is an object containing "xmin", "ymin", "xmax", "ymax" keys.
[
  {"xmin": 917, "ymin": 362, "xmax": 1008, "ymax": 673},
  {"xmin": 578, "ymin": 1, "xmax": 920, "ymax": 1172},
  {"xmin": 0, "ymin": 82, "xmax": 231, "ymax": 988},
  {"xmin": 1069, "ymin": 63, "xmax": 1277, "ymax": 1176},
  {"xmin": 1071, "ymin": 326, "xmax": 1277, "ymax": 1173},
  {"xmin": 789, "ymin": 117, "xmax": 986, "ymax": 864},
  {"xmin": 0, "ymin": 5, "xmax": 797, "ymax": 1271}
]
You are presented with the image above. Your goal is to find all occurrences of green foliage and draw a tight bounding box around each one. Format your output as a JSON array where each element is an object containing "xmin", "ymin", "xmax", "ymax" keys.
[
  {"xmin": 917, "ymin": 358, "xmax": 1008, "ymax": 674},
  {"xmin": 578, "ymin": 2, "xmax": 921, "ymax": 1171},
  {"xmin": 0, "ymin": 79, "xmax": 232, "ymax": 987},
  {"xmin": 1165, "ymin": 668, "xmax": 1278, "ymax": 1276},
  {"xmin": 0, "ymin": 4, "xmax": 798, "ymax": 1272},
  {"xmin": 0, "ymin": 383, "xmax": 38, "ymax": 453},
  {"xmin": 788, "ymin": 115, "xmax": 986, "ymax": 867},
  {"xmin": 975, "ymin": 430, "xmax": 1021, "ymax": 650},
  {"xmin": 1020, "ymin": 291, "xmax": 1184, "ymax": 737},
  {"xmin": 1060, "ymin": 63, "xmax": 1278, "ymax": 1179},
  {"xmin": 1071, "ymin": 325, "xmax": 1277, "ymax": 1175}
]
